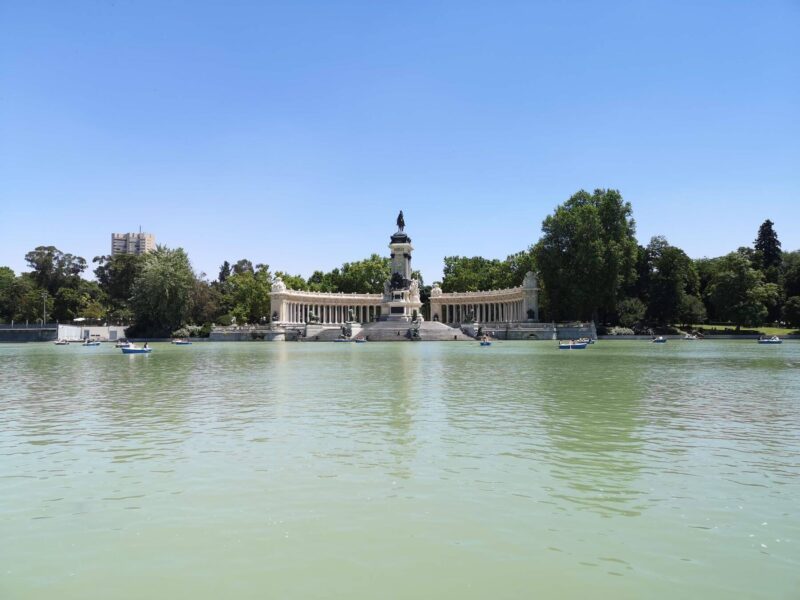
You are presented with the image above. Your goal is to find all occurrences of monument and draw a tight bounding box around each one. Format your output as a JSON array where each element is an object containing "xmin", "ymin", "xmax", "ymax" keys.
[
  {"xmin": 380, "ymin": 211, "xmax": 423, "ymax": 322},
  {"xmin": 260, "ymin": 210, "xmax": 557, "ymax": 341}
]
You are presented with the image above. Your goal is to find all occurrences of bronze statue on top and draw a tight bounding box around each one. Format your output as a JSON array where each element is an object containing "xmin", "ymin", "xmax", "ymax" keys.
[{"xmin": 396, "ymin": 210, "xmax": 405, "ymax": 232}]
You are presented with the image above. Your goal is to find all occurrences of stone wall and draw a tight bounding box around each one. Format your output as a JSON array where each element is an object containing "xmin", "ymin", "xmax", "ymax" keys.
[{"xmin": 0, "ymin": 327, "xmax": 57, "ymax": 342}]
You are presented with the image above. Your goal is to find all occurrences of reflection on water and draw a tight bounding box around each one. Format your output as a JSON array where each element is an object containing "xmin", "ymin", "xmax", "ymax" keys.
[
  {"xmin": 1, "ymin": 341, "xmax": 799, "ymax": 598},
  {"xmin": 537, "ymin": 355, "xmax": 646, "ymax": 518}
]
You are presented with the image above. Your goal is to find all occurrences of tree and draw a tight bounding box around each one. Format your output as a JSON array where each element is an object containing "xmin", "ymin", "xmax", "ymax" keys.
[
  {"xmin": 534, "ymin": 189, "xmax": 637, "ymax": 321},
  {"xmin": 678, "ymin": 294, "xmax": 707, "ymax": 327},
  {"xmin": 305, "ymin": 255, "xmax": 391, "ymax": 294},
  {"xmin": 307, "ymin": 270, "xmax": 337, "ymax": 292},
  {"xmin": 273, "ymin": 272, "xmax": 308, "ymax": 291},
  {"xmin": 190, "ymin": 276, "xmax": 222, "ymax": 325},
  {"xmin": 0, "ymin": 267, "xmax": 15, "ymax": 322},
  {"xmin": 0, "ymin": 275, "xmax": 51, "ymax": 322},
  {"xmin": 52, "ymin": 280, "xmax": 106, "ymax": 322},
  {"xmin": 129, "ymin": 247, "xmax": 196, "ymax": 336},
  {"xmin": 694, "ymin": 256, "xmax": 723, "ymax": 321},
  {"xmin": 617, "ymin": 297, "xmax": 645, "ymax": 328},
  {"xmin": 440, "ymin": 251, "xmax": 531, "ymax": 293},
  {"xmin": 336, "ymin": 254, "xmax": 391, "ymax": 293},
  {"xmin": 232, "ymin": 259, "xmax": 254, "ymax": 275},
  {"xmin": 707, "ymin": 252, "xmax": 773, "ymax": 329},
  {"xmin": 645, "ymin": 236, "xmax": 699, "ymax": 325},
  {"xmin": 93, "ymin": 254, "xmax": 144, "ymax": 309},
  {"xmin": 753, "ymin": 219, "xmax": 782, "ymax": 279},
  {"xmin": 441, "ymin": 256, "xmax": 496, "ymax": 292},
  {"xmin": 502, "ymin": 250, "xmax": 536, "ymax": 288},
  {"xmin": 24, "ymin": 246, "xmax": 87, "ymax": 294},
  {"xmin": 225, "ymin": 264, "xmax": 272, "ymax": 324},
  {"xmin": 626, "ymin": 245, "xmax": 651, "ymax": 304},
  {"xmin": 782, "ymin": 251, "xmax": 800, "ymax": 298},
  {"xmin": 218, "ymin": 261, "xmax": 232, "ymax": 283},
  {"xmin": 783, "ymin": 296, "xmax": 800, "ymax": 328}
]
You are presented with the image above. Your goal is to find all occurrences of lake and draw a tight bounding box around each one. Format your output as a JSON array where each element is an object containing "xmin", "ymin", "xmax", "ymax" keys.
[{"xmin": 1, "ymin": 340, "xmax": 799, "ymax": 598}]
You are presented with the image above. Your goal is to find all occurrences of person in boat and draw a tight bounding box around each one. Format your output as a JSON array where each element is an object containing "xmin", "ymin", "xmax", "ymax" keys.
[{"xmin": 143, "ymin": 342, "xmax": 148, "ymax": 349}]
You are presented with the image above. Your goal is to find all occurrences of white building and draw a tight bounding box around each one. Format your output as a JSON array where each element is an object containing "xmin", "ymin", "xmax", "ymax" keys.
[{"xmin": 111, "ymin": 232, "xmax": 156, "ymax": 256}]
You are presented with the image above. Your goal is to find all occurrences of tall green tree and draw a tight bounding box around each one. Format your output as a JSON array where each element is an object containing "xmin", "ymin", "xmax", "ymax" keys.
[
  {"xmin": 129, "ymin": 247, "xmax": 196, "ymax": 336},
  {"xmin": 24, "ymin": 246, "xmax": 87, "ymax": 294},
  {"xmin": 694, "ymin": 256, "xmax": 723, "ymax": 321},
  {"xmin": 781, "ymin": 251, "xmax": 800, "ymax": 299},
  {"xmin": 707, "ymin": 252, "xmax": 776, "ymax": 329},
  {"xmin": 337, "ymin": 254, "xmax": 391, "ymax": 293},
  {"xmin": 225, "ymin": 264, "xmax": 272, "ymax": 324},
  {"xmin": 0, "ymin": 275, "xmax": 51, "ymax": 323},
  {"xmin": 218, "ymin": 261, "xmax": 232, "ymax": 283},
  {"xmin": 93, "ymin": 253, "xmax": 144, "ymax": 319},
  {"xmin": 307, "ymin": 269, "xmax": 337, "ymax": 292},
  {"xmin": 753, "ymin": 219, "xmax": 782, "ymax": 280},
  {"xmin": 645, "ymin": 236, "xmax": 700, "ymax": 325},
  {"xmin": 441, "ymin": 256, "xmax": 498, "ymax": 292},
  {"xmin": 190, "ymin": 276, "xmax": 222, "ymax": 325},
  {"xmin": 441, "ymin": 251, "xmax": 532, "ymax": 293},
  {"xmin": 305, "ymin": 255, "xmax": 391, "ymax": 294},
  {"xmin": 534, "ymin": 189, "xmax": 637, "ymax": 321},
  {"xmin": 0, "ymin": 267, "xmax": 16, "ymax": 322},
  {"xmin": 52, "ymin": 280, "xmax": 106, "ymax": 322},
  {"xmin": 783, "ymin": 296, "xmax": 800, "ymax": 328},
  {"xmin": 232, "ymin": 259, "xmax": 254, "ymax": 275}
]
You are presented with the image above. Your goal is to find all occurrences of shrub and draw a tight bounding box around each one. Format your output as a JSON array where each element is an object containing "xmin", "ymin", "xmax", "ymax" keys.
[
  {"xmin": 617, "ymin": 298, "xmax": 645, "ymax": 328},
  {"xmin": 607, "ymin": 326, "xmax": 635, "ymax": 335}
]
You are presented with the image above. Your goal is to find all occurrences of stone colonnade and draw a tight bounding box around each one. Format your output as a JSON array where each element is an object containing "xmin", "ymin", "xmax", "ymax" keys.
[
  {"xmin": 429, "ymin": 272, "xmax": 539, "ymax": 325},
  {"xmin": 270, "ymin": 290, "xmax": 383, "ymax": 325},
  {"xmin": 434, "ymin": 298, "xmax": 525, "ymax": 324}
]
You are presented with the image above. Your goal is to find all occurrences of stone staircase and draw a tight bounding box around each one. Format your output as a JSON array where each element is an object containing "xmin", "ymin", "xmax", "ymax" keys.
[{"xmin": 358, "ymin": 320, "xmax": 472, "ymax": 341}]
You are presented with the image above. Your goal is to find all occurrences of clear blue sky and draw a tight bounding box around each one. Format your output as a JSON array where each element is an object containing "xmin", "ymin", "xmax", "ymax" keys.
[{"xmin": 1, "ymin": 0, "xmax": 798, "ymax": 283}]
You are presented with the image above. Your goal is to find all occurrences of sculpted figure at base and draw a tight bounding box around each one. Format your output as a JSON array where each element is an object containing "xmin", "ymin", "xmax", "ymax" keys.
[
  {"xmin": 409, "ymin": 278, "xmax": 420, "ymax": 303},
  {"xmin": 271, "ymin": 276, "xmax": 286, "ymax": 292}
]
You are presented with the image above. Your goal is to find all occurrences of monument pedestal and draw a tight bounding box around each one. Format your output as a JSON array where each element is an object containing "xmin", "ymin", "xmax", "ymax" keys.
[{"xmin": 379, "ymin": 287, "xmax": 422, "ymax": 322}]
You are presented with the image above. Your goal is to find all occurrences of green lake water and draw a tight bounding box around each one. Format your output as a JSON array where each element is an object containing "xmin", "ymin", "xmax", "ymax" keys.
[{"xmin": 1, "ymin": 340, "xmax": 799, "ymax": 599}]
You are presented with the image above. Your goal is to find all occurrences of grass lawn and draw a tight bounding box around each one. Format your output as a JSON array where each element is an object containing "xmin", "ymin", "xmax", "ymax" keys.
[{"xmin": 680, "ymin": 324, "xmax": 799, "ymax": 336}]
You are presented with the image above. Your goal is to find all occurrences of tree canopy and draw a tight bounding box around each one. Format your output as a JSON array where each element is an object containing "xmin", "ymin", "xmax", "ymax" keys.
[
  {"xmin": 707, "ymin": 252, "xmax": 777, "ymax": 329},
  {"xmin": 128, "ymin": 247, "xmax": 196, "ymax": 336},
  {"xmin": 754, "ymin": 219, "xmax": 782, "ymax": 276},
  {"xmin": 534, "ymin": 189, "xmax": 637, "ymax": 321},
  {"xmin": 25, "ymin": 246, "xmax": 87, "ymax": 294},
  {"xmin": 644, "ymin": 236, "xmax": 700, "ymax": 325},
  {"xmin": 440, "ymin": 251, "xmax": 533, "ymax": 293}
]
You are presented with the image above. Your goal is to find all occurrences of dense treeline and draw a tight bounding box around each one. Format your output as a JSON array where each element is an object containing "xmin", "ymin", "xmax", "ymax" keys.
[
  {"xmin": 440, "ymin": 190, "xmax": 799, "ymax": 332},
  {"xmin": 0, "ymin": 248, "xmax": 426, "ymax": 336},
  {"xmin": 1, "ymin": 189, "xmax": 799, "ymax": 335}
]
